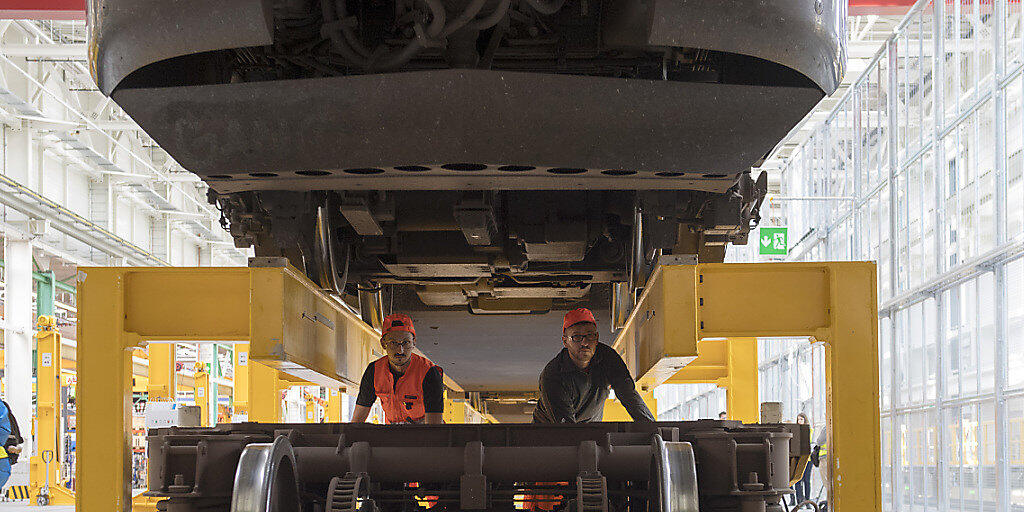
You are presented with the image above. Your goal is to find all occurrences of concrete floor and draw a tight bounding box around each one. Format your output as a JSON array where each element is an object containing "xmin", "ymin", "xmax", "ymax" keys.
[{"xmin": 0, "ymin": 504, "xmax": 73, "ymax": 512}]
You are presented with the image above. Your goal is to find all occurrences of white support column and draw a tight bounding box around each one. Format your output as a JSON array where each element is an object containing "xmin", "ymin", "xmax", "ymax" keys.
[
  {"xmin": 199, "ymin": 244, "xmax": 212, "ymax": 266},
  {"xmin": 152, "ymin": 214, "xmax": 170, "ymax": 262},
  {"xmin": 3, "ymin": 236, "xmax": 34, "ymax": 476},
  {"xmin": 88, "ymin": 177, "xmax": 114, "ymax": 263}
]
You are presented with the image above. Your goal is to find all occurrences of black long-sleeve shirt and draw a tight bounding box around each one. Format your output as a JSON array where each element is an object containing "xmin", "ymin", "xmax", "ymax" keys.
[{"xmin": 533, "ymin": 343, "xmax": 655, "ymax": 423}]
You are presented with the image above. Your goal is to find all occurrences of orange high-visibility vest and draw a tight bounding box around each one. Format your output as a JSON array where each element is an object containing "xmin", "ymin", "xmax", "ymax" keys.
[{"xmin": 372, "ymin": 354, "xmax": 436, "ymax": 424}]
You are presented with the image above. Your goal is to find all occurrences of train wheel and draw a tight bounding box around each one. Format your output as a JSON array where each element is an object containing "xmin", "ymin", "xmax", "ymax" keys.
[
  {"xmin": 651, "ymin": 436, "xmax": 699, "ymax": 512},
  {"xmin": 230, "ymin": 437, "xmax": 301, "ymax": 512}
]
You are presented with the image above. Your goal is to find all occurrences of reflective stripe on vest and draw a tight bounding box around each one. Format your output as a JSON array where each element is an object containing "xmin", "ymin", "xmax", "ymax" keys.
[{"xmin": 373, "ymin": 354, "xmax": 435, "ymax": 424}]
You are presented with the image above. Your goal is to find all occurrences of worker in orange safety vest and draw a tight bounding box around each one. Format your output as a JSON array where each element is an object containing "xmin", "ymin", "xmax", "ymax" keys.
[{"xmin": 352, "ymin": 313, "xmax": 445, "ymax": 424}]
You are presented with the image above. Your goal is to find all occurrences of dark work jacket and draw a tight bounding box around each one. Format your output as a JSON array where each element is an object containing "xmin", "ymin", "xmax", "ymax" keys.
[
  {"xmin": 2, "ymin": 400, "xmax": 22, "ymax": 464},
  {"xmin": 533, "ymin": 343, "xmax": 655, "ymax": 423}
]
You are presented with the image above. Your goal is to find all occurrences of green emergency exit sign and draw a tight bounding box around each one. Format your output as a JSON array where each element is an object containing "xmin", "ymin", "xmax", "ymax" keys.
[{"xmin": 759, "ymin": 227, "xmax": 788, "ymax": 256}]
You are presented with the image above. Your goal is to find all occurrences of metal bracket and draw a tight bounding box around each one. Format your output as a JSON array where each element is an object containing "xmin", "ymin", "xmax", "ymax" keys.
[
  {"xmin": 657, "ymin": 254, "xmax": 698, "ymax": 266},
  {"xmin": 248, "ymin": 256, "xmax": 290, "ymax": 268},
  {"xmin": 348, "ymin": 442, "xmax": 371, "ymax": 475},
  {"xmin": 576, "ymin": 440, "xmax": 608, "ymax": 512},
  {"xmin": 577, "ymin": 440, "xmax": 600, "ymax": 476},
  {"xmin": 460, "ymin": 441, "xmax": 487, "ymax": 509}
]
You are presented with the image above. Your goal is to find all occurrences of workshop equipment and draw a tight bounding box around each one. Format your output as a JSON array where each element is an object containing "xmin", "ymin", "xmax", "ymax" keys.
[
  {"xmin": 30, "ymin": 316, "xmax": 75, "ymax": 506},
  {"xmin": 145, "ymin": 421, "xmax": 806, "ymax": 512},
  {"xmin": 35, "ymin": 450, "xmax": 53, "ymax": 506},
  {"xmin": 75, "ymin": 261, "xmax": 879, "ymax": 512}
]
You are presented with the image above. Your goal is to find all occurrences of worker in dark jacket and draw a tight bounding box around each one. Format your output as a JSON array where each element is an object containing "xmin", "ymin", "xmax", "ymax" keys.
[
  {"xmin": 351, "ymin": 313, "xmax": 445, "ymax": 424},
  {"xmin": 533, "ymin": 308, "xmax": 654, "ymax": 423}
]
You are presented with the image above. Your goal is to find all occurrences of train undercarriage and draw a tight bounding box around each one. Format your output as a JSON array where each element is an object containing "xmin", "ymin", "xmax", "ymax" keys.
[
  {"xmin": 90, "ymin": 0, "xmax": 845, "ymax": 315},
  {"xmin": 209, "ymin": 186, "xmax": 766, "ymax": 313}
]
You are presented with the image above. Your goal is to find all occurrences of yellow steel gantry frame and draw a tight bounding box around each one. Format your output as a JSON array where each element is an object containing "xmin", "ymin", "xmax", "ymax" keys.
[
  {"xmin": 76, "ymin": 261, "xmax": 878, "ymax": 512},
  {"xmin": 612, "ymin": 262, "xmax": 880, "ymax": 512},
  {"xmin": 29, "ymin": 316, "xmax": 75, "ymax": 506},
  {"xmin": 76, "ymin": 264, "xmax": 385, "ymax": 512}
]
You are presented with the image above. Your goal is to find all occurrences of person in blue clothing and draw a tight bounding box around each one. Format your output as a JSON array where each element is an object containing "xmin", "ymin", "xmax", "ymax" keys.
[
  {"xmin": 0, "ymin": 380, "xmax": 23, "ymax": 492},
  {"xmin": 0, "ymin": 398, "xmax": 12, "ymax": 490}
]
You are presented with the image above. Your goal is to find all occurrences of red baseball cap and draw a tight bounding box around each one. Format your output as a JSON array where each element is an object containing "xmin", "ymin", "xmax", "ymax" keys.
[
  {"xmin": 382, "ymin": 313, "xmax": 416, "ymax": 338},
  {"xmin": 563, "ymin": 308, "xmax": 597, "ymax": 331}
]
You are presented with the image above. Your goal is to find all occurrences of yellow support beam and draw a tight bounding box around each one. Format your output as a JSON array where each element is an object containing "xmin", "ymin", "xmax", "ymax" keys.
[
  {"xmin": 146, "ymin": 343, "xmax": 175, "ymax": 402},
  {"xmin": 326, "ymin": 387, "xmax": 344, "ymax": 422},
  {"xmin": 249, "ymin": 265, "xmax": 380, "ymax": 387},
  {"xmin": 613, "ymin": 262, "xmax": 880, "ymax": 512},
  {"xmin": 663, "ymin": 337, "xmax": 759, "ymax": 423},
  {"xmin": 278, "ymin": 373, "xmax": 319, "ymax": 385},
  {"xmin": 247, "ymin": 361, "xmax": 284, "ymax": 422},
  {"xmin": 665, "ymin": 338, "xmax": 728, "ymax": 383},
  {"xmin": 233, "ymin": 343, "xmax": 250, "ymax": 417},
  {"xmin": 612, "ymin": 264, "xmax": 700, "ymax": 388},
  {"xmin": 722, "ymin": 338, "xmax": 758, "ymax": 423},
  {"xmin": 193, "ymin": 363, "xmax": 210, "ymax": 427},
  {"xmin": 30, "ymin": 316, "xmax": 75, "ymax": 506},
  {"xmin": 76, "ymin": 264, "xmax": 388, "ymax": 512}
]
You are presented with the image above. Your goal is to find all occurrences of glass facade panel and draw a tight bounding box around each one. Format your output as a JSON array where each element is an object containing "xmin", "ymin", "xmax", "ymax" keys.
[
  {"xmin": 1010, "ymin": 397, "xmax": 1024, "ymax": 509},
  {"xmin": 1009, "ymin": 257, "xmax": 1024, "ymax": 389},
  {"xmin": 655, "ymin": 3, "xmax": 1023, "ymax": 511},
  {"xmin": 1008, "ymin": 76, "xmax": 1024, "ymax": 238}
]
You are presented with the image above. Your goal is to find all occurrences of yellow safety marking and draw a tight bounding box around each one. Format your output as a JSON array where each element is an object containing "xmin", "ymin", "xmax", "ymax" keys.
[{"xmin": 5, "ymin": 485, "xmax": 30, "ymax": 500}]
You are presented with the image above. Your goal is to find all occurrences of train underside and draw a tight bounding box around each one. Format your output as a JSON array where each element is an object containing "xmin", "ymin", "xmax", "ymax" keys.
[{"xmin": 90, "ymin": 0, "xmax": 845, "ymax": 319}]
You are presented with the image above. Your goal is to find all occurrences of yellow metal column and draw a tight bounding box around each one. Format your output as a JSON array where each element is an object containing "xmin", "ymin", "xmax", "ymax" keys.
[
  {"xmin": 247, "ymin": 361, "xmax": 282, "ymax": 422},
  {"xmin": 30, "ymin": 316, "xmax": 75, "ymax": 505},
  {"xmin": 443, "ymin": 393, "xmax": 467, "ymax": 424},
  {"xmin": 824, "ymin": 264, "xmax": 882, "ymax": 511},
  {"xmin": 146, "ymin": 343, "xmax": 175, "ymax": 403},
  {"xmin": 234, "ymin": 344, "xmax": 250, "ymax": 418},
  {"xmin": 76, "ymin": 269, "xmax": 141, "ymax": 512},
  {"xmin": 193, "ymin": 363, "xmax": 211, "ymax": 426},
  {"xmin": 326, "ymin": 387, "xmax": 344, "ymax": 421},
  {"xmin": 722, "ymin": 337, "xmax": 759, "ymax": 423}
]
